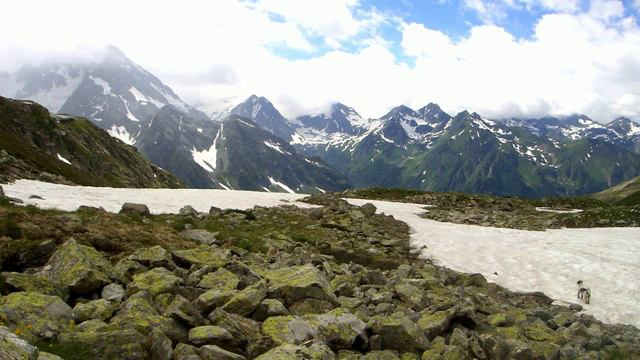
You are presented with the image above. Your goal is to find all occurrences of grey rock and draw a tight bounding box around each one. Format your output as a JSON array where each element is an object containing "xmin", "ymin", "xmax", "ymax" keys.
[
  {"xmin": 199, "ymin": 345, "xmax": 246, "ymax": 360},
  {"xmin": 120, "ymin": 202, "xmax": 151, "ymax": 217},
  {"xmin": 101, "ymin": 283, "xmax": 126, "ymax": 302},
  {"xmin": 149, "ymin": 328, "xmax": 173, "ymax": 360}
]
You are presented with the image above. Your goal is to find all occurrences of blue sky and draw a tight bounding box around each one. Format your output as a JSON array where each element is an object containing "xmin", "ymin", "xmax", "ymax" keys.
[{"xmin": 1, "ymin": 0, "xmax": 640, "ymax": 121}]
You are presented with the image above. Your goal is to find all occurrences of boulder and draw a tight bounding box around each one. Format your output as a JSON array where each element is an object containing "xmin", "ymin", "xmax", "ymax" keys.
[
  {"xmin": 1, "ymin": 272, "xmax": 68, "ymax": 301},
  {"xmin": 394, "ymin": 281, "xmax": 427, "ymax": 311},
  {"xmin": 163, "ymin": 294, "xmax": 206, "ymax": 327},
  {"xmin": 173, "ymin": 343, "xmax": 200, "ymax": 360},
  {"xmin": 254, "ymin": 342, "xmax": 335, "ymax": 360},
  {"xmin": 37, "ymin": 352, "xmax": 64, "ymax": 360},
  {"xmin": 149, "ymin": 328, "xmax": 172, "ymax": 360},
  {"xmin": 188, "ymin": 325, "xmax": 233, "ymax": 346},
  {"xmin": 253, "ymin": 299, "xmax": 290, "ymax": 321},
  {"xmin": 0, "ymin": 292, "xmax": 73, "ymax": 342},
  {"xmin": 179, "ymin": 205, "xmax": 200, "ymax": 217},
  {"xmin": 416, "ymin": 310, "xmax": 454, "ymax": 340},
  {"xmin": 221, "ymin": 280, "xmax": 268, "ymax": 316},
  {"xmin": 119, "ymin": 202, "xmax": 151, "ymax": 217},
  {"xmin": 179, "ymin": 229, "xmax": 219, "ymax": 245},
  {"xmin": 262, "ymin": 308, "xmax": 367, "ymax": 350},
  {"xmin": 72, "ymin": 299, "xmax": 115, "ymax": 322},
  {"xmin": 58, "ymin": 319, "xmax": 148, "ymax": 360},
  {"xmin": 126, "ymin": 267, "xmax": 183, "ymax": 297},
  {"xmin": 113, "ymin": 259, "xmax": 148, "ymax": 284},
  {"xmin": 196, "ymin": 289, "xmax": 237, "ymax": 313},
  {"xmin": 172, "ymin": 245, "xmax": 227, "ymax": 268},
  {"xmin": 101, "ymin": 283, "xmax": 125, "ymax": 302},
  {"xmin": 0, "ymin": 325, "xmax": 38, "ymax": 360},
  {"xmin": 128, "ymin": 246, "xmax": 174, "ymax": 268},
  {"xmin": 368, "ymin": 312, "xmax": 430, "ymax": 352},
  {"xmin": 208, "ymin": 309, "xmax": 262, "ymax": 350},
  {"xmin": 361, "ymin": 203, "xmax": 377, "ymax": 217},
  {"xmin": 199, "ymin": 345, "xmax": 246, "ymax": 360},
  {"xmin": 264, "ymin": 264, "xmax": 338, "ymax": 306},
  {"xmin": 46, "ymin": 238, "xmax": 114, "ymax": 294},
  {"xmin": 197, "ymin": 268, "xmax": 240, "ymax": 290}
]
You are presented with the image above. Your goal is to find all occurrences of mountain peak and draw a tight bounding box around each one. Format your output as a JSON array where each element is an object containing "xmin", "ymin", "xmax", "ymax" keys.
[{"xmin": 230, "ymin": 95, "xmax": 294, "ymax": 141}]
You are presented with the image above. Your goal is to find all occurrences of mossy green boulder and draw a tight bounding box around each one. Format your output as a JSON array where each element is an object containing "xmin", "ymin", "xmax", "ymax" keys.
[
  {"xmin": 262, "ymin": 308, "xmax": 367, "ymax": 350},
  {"xmin": 255, "ymin": 342, "xmax": 335, "ymax": 360},
  {"xmin": 264, "ymin": 264, "xmax": 338, "ymax": 305},
  {"xmin": 1, "ymin": 272, "xmax": 68, "ymax": 301},
  {"xmin": 172, "ymin": 245, "xmax": 227, "ymax": 268},
  {"xmin": 57, "ymin": 319, "xmax": 147, "ymax": 360},
  {"xmin": 126, "ymin": 267, "xmax": 183, "ymax": 296},
  {"xmin": 0, "ymin": 325, "xmax": 38, "ymax": 360},
  {"xmin": 0, "ymin": 292, "xmax": 73, "ymax": 342},
  {"xmin": 46, "ymin": 239, "xmax": 114, "ymax": 294},
  {"xmin": 72, "ymin": 299, "xmax": 114, "ymax": 322},
  {"xmin": 368, "ymin": 312, "xmax": 430, "ymax": 353},
  {"xmin": 197, "ymin": 268, "xmax": 240, "ymax": 290},
  {"xmin": 128, "ymin": 245, "xmax": 173, "ymax": 268},
  {"xmin": 188, "ymin": 325, "xmax": 233, "ymax": 346},
  {"xmin": 221, "ymin": 280, "xmax": 267, "ymax": 316}
]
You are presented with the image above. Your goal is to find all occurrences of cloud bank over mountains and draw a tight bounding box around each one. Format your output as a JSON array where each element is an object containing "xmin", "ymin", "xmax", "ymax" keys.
[{"xmin": 0, "ymin": 0, "xmax": 639, "ymax": 122}]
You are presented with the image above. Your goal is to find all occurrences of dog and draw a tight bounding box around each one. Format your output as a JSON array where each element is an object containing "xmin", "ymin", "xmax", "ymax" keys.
[{"xmin": 577, "ymin": 280, "xmax": 591, "ymax": 304}]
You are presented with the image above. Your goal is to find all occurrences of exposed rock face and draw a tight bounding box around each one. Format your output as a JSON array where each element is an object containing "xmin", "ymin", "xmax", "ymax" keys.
[{"xmin": 0, "ymin": 199, "xmax": 638, "ymax": 359}]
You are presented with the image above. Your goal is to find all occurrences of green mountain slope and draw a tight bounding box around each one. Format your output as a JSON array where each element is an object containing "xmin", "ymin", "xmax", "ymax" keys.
[{"xmin": 0, "ymin": 96, "xmax": 183, "ymax": 188}]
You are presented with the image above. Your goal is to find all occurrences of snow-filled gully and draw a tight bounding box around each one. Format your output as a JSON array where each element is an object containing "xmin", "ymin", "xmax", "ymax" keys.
[{"xmin": 3, "ymin": 180, "xmax": 640, "ymax": 327}]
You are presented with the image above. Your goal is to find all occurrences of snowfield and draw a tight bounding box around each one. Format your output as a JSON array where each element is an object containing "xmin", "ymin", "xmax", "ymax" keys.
[{"xmin": 3, "ymin": 179, "xmax": 640, "ymax": 328}]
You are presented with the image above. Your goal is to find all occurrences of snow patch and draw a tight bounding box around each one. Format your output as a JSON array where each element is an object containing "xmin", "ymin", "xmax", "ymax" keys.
[
  {"xmin": 89, "ymin": 76, "xmax": 111, "ymax": 95},
  {"xmin": 107, "ymin": 125, "xmax": 135, "ymax": 145},
  {"xmin": 192, "ymin": 124, "xmax": 222, "ymax": 172},
  {"xmin": 263, "ymin": 141, "xmax": 291, "ymax": 155},
  {"xmin": 268, "ymin": 177, "xmax": 295, "ymax": 194},
  {"xmin": 56, "ymin": 153, "xmax": 71, "ymax": 165}
]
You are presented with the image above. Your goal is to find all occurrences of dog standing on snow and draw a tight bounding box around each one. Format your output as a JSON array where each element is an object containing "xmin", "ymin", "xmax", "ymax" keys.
[{"xmin": 577, "ymin": 280, "xmax": 591, "ymax": 304}]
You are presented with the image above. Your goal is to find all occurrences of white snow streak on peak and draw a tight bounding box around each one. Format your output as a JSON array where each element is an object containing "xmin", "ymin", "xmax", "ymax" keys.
[
  {"xmin": 4, "ymin": 180, "xmax": 640, "ymax": 328},
  {"xmin": 129, "ymin": 86, "xmax": 164, "ymax": 108},
  {"xmin": 107, "ymin": 125, "xmax": 135, "ymax": 145},
  {"xmin": 56, "ymin": 153, "xmax": 71, "ymax": 165},
  {"xmin": 192, "ymin": 124, "xmax": 223, "ymax": 172},
  {"xmin": 89, "ymin": 76, "xmax": 111, "ymax": 96},
  {"xmin": 268, "ymin": 177, "xmax": 295, "ymax": 194},
  {"xmin": 263, "ymin": 141, "xmax": 291, "ymax": 155}
]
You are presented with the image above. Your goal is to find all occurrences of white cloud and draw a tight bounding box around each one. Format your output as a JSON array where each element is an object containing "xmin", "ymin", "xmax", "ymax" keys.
[
  {"xmin": 0, "ymin": 0, "xmax": 639, "ymax": 123},
  {"xmin": 463, "ymin": 0, "xmax": 581, "ymax": 23}
]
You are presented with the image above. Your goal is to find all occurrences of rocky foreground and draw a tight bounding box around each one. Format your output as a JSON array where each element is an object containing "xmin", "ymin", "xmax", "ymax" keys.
[{"xmin": 0, "ymin": 191, "xmax": 638, "ymax": 359}]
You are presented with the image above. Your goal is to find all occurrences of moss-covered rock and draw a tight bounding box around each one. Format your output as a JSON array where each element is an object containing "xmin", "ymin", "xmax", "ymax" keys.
[
  {"xmin": 368, "ymin": 312, "xmax": 430, "ymax": 353},
  {"xmin": 0, "ymin": 325, "xmax": 38, "ymax": 360},
  {"xmin": 128, "ymin": 245, "xmax": 173, "ymax": 268},
  {"xmin": 172, "ymin": 245, "xmax": 227, "ymax": 268},
  {"xmin": 196, "ymin": 289, "xmax": 237, "ymax": 313},
  {"xmin": 416, "ymin": 310, "xmax": 453, "ymax": 340},
  {"xmin": 199, "ymin": 344, "xmax": 246, "ymax": 360},
  {"xmin": 37, "ymin": 352, "xmax": 64, "ymax": 360},
  {"xmin": 197, "ymin": 268, "xmax": 240, "ymax": 290},
  {"xmin": 525, "ymin": 319, "xmax": 565, "ymax": 343},
  {"xmin": 188, "ymin": 325, "xmax": 232, "ymax": 346},
  {"xmin": 254, "ymin": 342, "xmax": 335, "ymax": 360},
  {"xmin": 0, "ymin": 292, "xmax": 73, "ymax": 342},
  {"xmin": 253, "ymin": 299, "xmax": 290, "ymax": 321},
  {"xmin": 262, "ymin": 308, "xmax": 367, "ymax": 350},
  {"xmin": 264, "ymin": 264, "xmax": 338, "ymax": 306},
  {"xmin": 72, "ymin": 299, "xmax": 114, "ymax": 322},
  {"xmin": 394, "ymin": 281, "xmax": 427, "ymax": 311},
  {"xmin": 46, "ymin": 239, "xmax": 114, "ymax": 294},
  {"xmin": 113, "ymin": 259, "xmax": 147, "ymax": 285},
  {"xmin": 1, "ymin": 272, "xmax": 68, "ymax": 301},
  {"xmin": 57, "ymin": 319, "xmax": 148, "ymax": 360},
  {"xmin": 362, "ymin": 350, "xmax": 401, "ymax": 359},
  {"xmin": 126, "ymin": 267, "xmax": 183, "ymax": 297},
  {"xmin": 221, "ymin": 280, "xmax": 267, "ymax": 316},
  {"xmin": 487, "ymin": 312, "xmax": 516, "ymax": 327}
]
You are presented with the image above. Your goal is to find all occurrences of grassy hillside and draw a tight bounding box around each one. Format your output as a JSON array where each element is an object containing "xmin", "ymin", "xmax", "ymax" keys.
[
  {"xmin": 591, "ymin": 175, "xmax": 640, "ymax": 205},
  {"xmin": 0, "ymin": 96, "xmax": 183, "ymax": 188}
]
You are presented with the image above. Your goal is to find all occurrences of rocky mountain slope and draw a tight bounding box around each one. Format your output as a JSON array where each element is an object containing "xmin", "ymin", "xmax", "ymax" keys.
[
  {"xmin": 591, "ymin": 175, "xmax": 640, "ymax": 206},
  {"xmin": 290, "ymin": 103, "xmax": 640, "ymax": 197},
  {"xmin": 0, "ymin": 46, "xmax": 209, "ymax": 145},
  {"xmin": 136, "ymin": 106, "xmax": 350, "ymax": 192},
  {"xmin": 0, "ymin": 196, "xmax": 637, "ymax": 359},
  {"xmin": 0, "ymin": 96, "xmax": 182, "ymax": 188}
]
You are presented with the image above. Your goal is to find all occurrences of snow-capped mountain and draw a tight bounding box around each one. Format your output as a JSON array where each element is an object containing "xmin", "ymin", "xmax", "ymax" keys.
[
  {"xmin": 294, "ymin": 102, "xmax": 640, "ymax": 197},
  {"xmin": 136, "ymin": 106, "xmax": 350, "ymax": 192},
  {"xmin": 0, "ymin": 46, "xmax": 208, "ymax": 145},
  {"xmin": 228, "ymin": 95, "xmax": 296, "ymax": 141}
]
